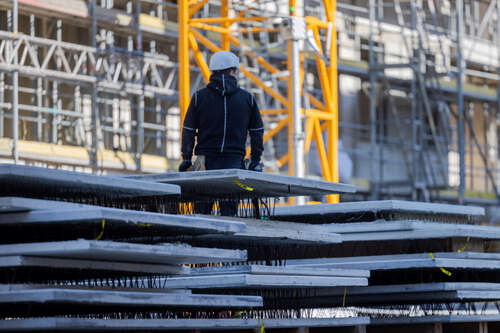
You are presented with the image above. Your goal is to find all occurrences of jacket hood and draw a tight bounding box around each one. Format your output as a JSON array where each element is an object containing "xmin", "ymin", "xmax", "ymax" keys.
[{"xmin": 207, "ymin": 73, "xmax": 239, "ymax": 96}]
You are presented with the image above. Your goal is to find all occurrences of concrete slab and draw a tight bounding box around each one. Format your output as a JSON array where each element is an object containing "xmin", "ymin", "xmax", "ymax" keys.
[
  {"xmin": 273, "ymin": 283, "xmax": 500, "ymax": 306},
  {"xmin": 188, "ymin": 264, "xmax": 369, "ymax": 277},
  {"xmin": 126, "ymin": 169, "xmax": 356, "ymax": 199},
  {"xmin": 372, "ymin": 315, "xmax": 500, "ymax": 325},
  {"xmin": 274, "ymin": 200, "xmax": 485, "ymax": 223},
  {"xmin": 166, "ymin": 274, "xmax": 367, "ymax": 289},
  {"xmin": 286, "ymin": 252, "xmax": 500, "ymax": 270},
  {"xmin": 185, "ymin": 217, "xmax": 342, "ymax": 245},
  {"xmin": 0, "ymin": 255, "xmax": 188, "ymax": 275},
  {"xmin": 0, "ymin": 288, "xmax": 263, "ymax": 308},
  {"xmin": 0, "ymin": 317, "xmax": 370, "ymax": 331},
  {"xmin": 0, "ymin": 240, "xmax": 247, "ymax": 264},
  {"xmin": 0, "ymin": 205, "xmax": 246, "ymax": 236},
  {"xmin": 337, "ymin": 221, "xmax": 500, "ymax": 242},
  {"xmin": 0, "ymin": 164, "xmax": 180, "ymax": 198},
  {"xmin": 0, "ymin": 196, "xmax": 86, "ymax": 212}
]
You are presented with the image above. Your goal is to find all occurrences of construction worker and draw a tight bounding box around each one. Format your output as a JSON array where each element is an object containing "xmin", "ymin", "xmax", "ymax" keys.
[{"xmin": 179, "ymin": 51, "xmax": 264, "ymax": 215}]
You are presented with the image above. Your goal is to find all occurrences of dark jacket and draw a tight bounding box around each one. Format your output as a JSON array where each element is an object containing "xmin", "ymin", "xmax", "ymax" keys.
[{"xmin": 181, "ymin": 73, "xmax": 264, "ymax": 161}]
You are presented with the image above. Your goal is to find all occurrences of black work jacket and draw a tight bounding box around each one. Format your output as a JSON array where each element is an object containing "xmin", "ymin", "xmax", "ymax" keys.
[{"xmin": 181, "ymin": 73, "xmax": 264, "ymax": 161}]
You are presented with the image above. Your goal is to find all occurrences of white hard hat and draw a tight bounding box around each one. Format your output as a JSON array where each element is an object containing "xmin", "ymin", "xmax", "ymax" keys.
[{"xmin": 209, "ymin": 51, "xmax": 239, "ymax": 71}]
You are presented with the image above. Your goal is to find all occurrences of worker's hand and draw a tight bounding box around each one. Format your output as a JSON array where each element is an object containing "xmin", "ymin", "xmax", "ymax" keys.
[
  {"xmin": 248, "ymin": 160, "xmax": 263, "ymax": 172},
  {"xmin": 178, "ymin": 160, "xmax": 192, "ymax": 172}
]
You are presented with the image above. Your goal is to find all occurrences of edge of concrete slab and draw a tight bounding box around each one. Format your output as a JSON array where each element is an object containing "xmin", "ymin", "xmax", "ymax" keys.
[{"xmin": 0, "ymin": 317, "xmax": 370, "ymax": 330}]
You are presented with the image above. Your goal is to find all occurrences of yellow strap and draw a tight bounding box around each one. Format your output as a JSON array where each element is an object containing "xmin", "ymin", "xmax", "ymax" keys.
[
  {"xmin": 235, "ymin": 179, "xmax": 254, "ymax": 191},
  {"xmin": 260, "ymin": 321, "xmax": 265, "ymax": 333},
  {"xmin": 429, "ymin": 252, "xmax": 452, "ymax": 276},
  {"xmin": 457, "ymin": 237, "xmax": 470, "ymax": 253},
  {"xmin": 342, "ymin": 287, "xmax": 347, "ymax": 307},
  {"xmin": 138, "ymin": 222, "xmax": 152, "ymax": 227},
  {"xmin": 94, "ymin": 219, "xmax": 106, "ymax": 240}
]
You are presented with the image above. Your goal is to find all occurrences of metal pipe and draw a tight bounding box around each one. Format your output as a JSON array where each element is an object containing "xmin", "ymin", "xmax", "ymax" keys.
[
  {"xmin": 497, "ymin": 0, "xmax": 500, "ymax": 198},
  {"xmin": 137, "ymin": 0, "xmax": 144, "ymax": 170},
  {"xmin": 291, "ymin": 23, "xmax": 304, "ymax": 181},
  {"xmin": 0, "ymin": 73, "xmax": 4, "ymax": 138},
  {"xmin": 91, "ymin": 0, "xmax": 99, "ymax": 172},
  {"xmin": 457, "ymin": 0, "xmax": 466, "ymax": 203},
  {"xmin": 178, "ymin": 0, "xmax": 190, "ymax": 135},
  {"xmin": 29, "ymin": 14, "xmax": 43, "ymax": 142},
  {"xmin": 368, "ymin": 0, "xmax": 377, "ymax": 199},
  {"xmin": 12, "ymin": 0, "xmax": 19, "ymax": 163},
  {"xmin": 52, "ymin": 19, "xmax": 62, "ymax": 144}
]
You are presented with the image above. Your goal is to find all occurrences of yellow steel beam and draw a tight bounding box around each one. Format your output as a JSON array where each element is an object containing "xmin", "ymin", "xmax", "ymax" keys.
[
  {"xmin": 325, "ymin": 0, "xmax": 339, "ymax": 203},
  {"xmin": 311, "ymin": 26, "xmax": 333, "ymax": 108},
  {"xmin": 183, "ymin": 1, "xmax": 340, "ymax": 199},
  {"xmin": 287, "ymin": 0, "xmax": 295, "ymax": 179},
  {"xmin": 245, "ymin": 117, "xmax": 289, "ymax": 158},
  {"xmin": 188, "ymin": 33, "xmax": 210, "ymax": 83},
  {"xmin": 190, "ymin": 17, "xmax": 268, "ymax": 24},
  {"xmin": 190, "ymin": 22, "xmax": 230, "ymax": 34},
  {"xmin": 189, "ymin": 0, "xmax": 210, "ymax": 18},
  {"xmin": 228, "ymin": 35, "xmax": 282, "ymax": 75},
  {"xmin": 277, "ymin": 153, "xmax": 290, "ymax": 168},
  {"xmin": 261, "ymin": 109, "xmax": 287, "ymax": 115},
  {"xmin": 239, "ymin": 67, "xmax": 289, "ymax": 107},
  {"xmin": 313, "ymin": 118, "xmax": 332, "ymax": 181},
  {"xmin": 220, "ymin": 0, "xmax": 230, "ymax": 50},
  {"xmin": 191, "ymin": 28, "xmax": 289, "ymax": 108},
  {"xmin": 264, "ymin": 118, "xmax": 289, "ymax": 142},
  {"xmin": 305, "ymin": 109, "xmax": 334, "ymax": 120},
  {"xmin": 304, "ymin": 117, "xmax": 314, "ymax": 153},
  {"xmin": 239, "ymin": 27, "xmax": 280, "ymax": 33},
  {"xmin": 179, "ymin": 0, "xmax": 190, "ymax": 128},
  {"xmin": 190, "ymin": 28, "xmax": 220, "ymax": 52},
  {"xmin": 305, "ymin": 16, "xmax": 330, "ymax": 29}
]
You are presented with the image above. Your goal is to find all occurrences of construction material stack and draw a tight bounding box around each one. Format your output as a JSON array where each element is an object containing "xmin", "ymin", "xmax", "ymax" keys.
[
  {"xmin": 274, "ymin": 201, "xmax": 500, "ymax": 332},
  {"xmin": 0, "ymin": 165, "xmax": 264, "ymax": 331},
  {"xmin": 3, "ymin": 165, "xmax": 500, "ymax": 332}
]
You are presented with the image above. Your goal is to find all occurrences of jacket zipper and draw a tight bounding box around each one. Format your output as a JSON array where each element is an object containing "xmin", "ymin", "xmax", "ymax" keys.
[{"xmin": 221, "ymin": 74, "xmax": 227, "ymax": 152}]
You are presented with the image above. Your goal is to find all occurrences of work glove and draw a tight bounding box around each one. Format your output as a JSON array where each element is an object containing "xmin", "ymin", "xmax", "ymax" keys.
[
  {"xmin": 178, "ymin": 160, "xmax": 192, "ymax": 172},
  {"xmin": 248, "ymin": 160, "xmax": 263, "ymax": 172}
]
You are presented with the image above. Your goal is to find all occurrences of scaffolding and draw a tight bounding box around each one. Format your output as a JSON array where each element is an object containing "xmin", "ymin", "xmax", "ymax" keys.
[{"xmin": 1, "ymin": 0, "xmax": 500, "ymax": 206}]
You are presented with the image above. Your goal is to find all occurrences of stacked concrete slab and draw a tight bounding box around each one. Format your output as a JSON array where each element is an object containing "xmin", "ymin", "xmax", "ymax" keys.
[
  {"xmin": 5, "ymin": 164, "xmax": 500, "ymax": 332},
  {"xmin": 0, "ymin": 165, "xmax": 263, "ymax": 329},
  {"xmin": 271, "ymin": 200, "xmax": 500, "ymax": 331},
  {"xmin": 1, "ymin": 165, "xmax": 372, "ymax": 332}
]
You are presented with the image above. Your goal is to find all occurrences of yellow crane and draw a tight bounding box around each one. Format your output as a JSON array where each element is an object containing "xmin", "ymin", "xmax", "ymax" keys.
[{"xmin": 178, "ymin": 0, "xmax": 339, "ymax": 203}]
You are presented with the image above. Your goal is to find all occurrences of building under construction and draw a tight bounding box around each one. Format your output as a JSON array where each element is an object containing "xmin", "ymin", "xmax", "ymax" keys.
[
  {"xmin": 1, "ymin": 0, "xmax": 500, "ymax": 207},
  {"xmin": 3, "ymin": 1, "xmax": 500, "ymax": 332},
  {"xmin": 0, "ymin": 0, "xmax": 500, "ymax": 204}
]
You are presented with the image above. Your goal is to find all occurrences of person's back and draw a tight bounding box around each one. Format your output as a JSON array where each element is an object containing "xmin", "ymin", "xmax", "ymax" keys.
[
  {"xmin": 185, "ymin": 73, "xmax": 262, "ymax": 159},
  {"xmin": 179, "ymin": 51, "xmax": 264, "ymax": 215}
]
